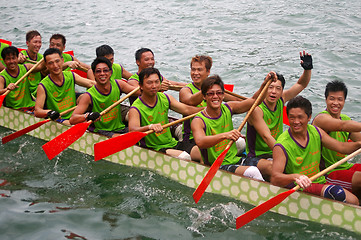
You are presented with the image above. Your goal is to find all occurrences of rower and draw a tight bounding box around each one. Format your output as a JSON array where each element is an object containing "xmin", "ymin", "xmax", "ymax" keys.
[
  {"xmin": 179, "ymin": 55, "xmax": 246, "ymax": 159},
  {"xmin": 127, "ymin": 48, "xmax": 187, "ymax": 104},
  {"xmin": 87, "ymin": 44, "xmax": 133, "ymax": 81},
  {"xmin": 271, "ymin": 96, "xmax": 359, "ymax": 205},
  {"xmin": 128, "ymin": 67, "xmax": 201, "ymax": 161},
  {"xmin": 243, "ymin": 51, "xmax": 312, "ymax": 181},
  {"xmin": 191, "ymin": 74, "xmax": 273, "ymax": 180},
  {"xmin": 69, "ymin": 57, "xmax": 139, "ymax": 137},
  {"xmin": 312, "ymin": 80, "xmax": 361, "ymax": 199},
  {"xmin": 18, "ymin": 30, "xmax": 44, "ymax": 96},
  {"xmin": 34, "ymin": 48, "xmax": 95, "ymax": 124},
  {"xmin": 0, "ymin": 46, "xmax": 45, "ymax": 112},
  {"xmin": 0, "ymin": 40, "xmax": 11, "ymax": 71},
  {"xmin": 49, "ymin": 33, "xmax": 90, "ymax": 72}
]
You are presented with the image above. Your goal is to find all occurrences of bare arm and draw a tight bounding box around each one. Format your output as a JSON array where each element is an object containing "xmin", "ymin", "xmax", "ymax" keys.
[
  {"xmin": 121, "ymin": 68, "xmax": 133, "ymax": 80},
  {"xmin": 128, "ymin": 107, "xmax": 163, "ymax": 133},
  {"xmin": 168, "ymin": 94, "xmax": 204, "ymax": 116},
  {"xmin": 248, "ymin": 107, "xmax": 276, "ymax": 149},
  {"xmin": 282, "ymin": 51, "xmax": 312, "ymax": 102},
  {"xmin": 24, "ymin": 61, "xmax": 45, "ymax": 73},
  {"xmin": 69, "ymin": 93, "xmax": 92, "ymax": 125},
  {"xmin": 127, "ymin": 79, "xmax": 139, "ymax": 88},
  {"xmin": 320, "ymin": 127, "xmax": 361, "ymax": 154},
  {"xmin": 73, "ymin": 73, "xmax": 96, "ymax": 88},
  {"xmin": 34, "ymin": 84, "xmax": 50, "ymax": 118},
  {"xmin": 313, "ymin": 113, "xmax": 361, "ymax": 133},
  {"xmin": 116, "ymin": 80, "xmax": 140, "ymax": 96},
  {"xmin": 271, "ymin": 145, "xmax": 305, "ymax": 187},
  {"xmin": 179, "ymin": 87, "xmax": 204, "ymax": 106},
  {"xmin": 73, "ymin": 56, "xmax": 90, "ymax": 71},
  {"xmin": 191, "ymin": 117, "xmax": 241, "ymax": 149}
]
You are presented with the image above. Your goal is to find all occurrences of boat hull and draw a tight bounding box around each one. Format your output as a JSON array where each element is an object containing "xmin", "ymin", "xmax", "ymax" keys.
[{"xmin": 1, "ymin": 106, "xmax": 361, "ymax": 234}]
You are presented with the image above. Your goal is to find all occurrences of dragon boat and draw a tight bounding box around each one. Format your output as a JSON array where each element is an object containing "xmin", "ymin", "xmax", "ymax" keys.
[{"xmin": 0, "ymin": 106, "xmax": 361, "ymax": 234}]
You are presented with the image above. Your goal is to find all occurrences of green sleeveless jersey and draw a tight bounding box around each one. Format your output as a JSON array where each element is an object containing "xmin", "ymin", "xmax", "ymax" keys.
[
  {"xmin": 195, "ymin": 104, "xmax": 239, "ymax": 166},
  {"xmin": 1, "ymin": 64, "xmax": 35, "ymax": 109},
  {"xmin": 20, "ymin": 50, "xmax": 43, "ymax": 96},
  {"xmin": 246, "ymin": 98, "xmax": 284, "ymax": 157},
  {"xmin": 62, "ymin": 53, "xmax": 74, "ymax": 71},
  {"xmin": 0, "ymin": 42, "xmax": 10, "ymax": 66},
  {"xmin": 87, "ymin": 80, "xmax": 125, "ymax": 132},
  {"xmin": 130, "ymin": 92, "xmax": 177, "ymax": 151},
  {"xmin": 182, "ymin": 82, "xmax": 207, "ymax": 141},
  {"xmin": 314, "ymin": 110, "xmax": 353, "ymax": 171},
  {"xmin": 111, "ymin": 63, "xmax": 123, "ymax": 80},
  {"xmin": 39, "ymin": 71, "xmax": 76, "ymax": 119},
  {"xmin": 128, "ymin": 72, "xmax": 164, "ymax": 105},
  {"xmin": 275, "ymin": 125, "xmax": 326, "ymax": 184}
]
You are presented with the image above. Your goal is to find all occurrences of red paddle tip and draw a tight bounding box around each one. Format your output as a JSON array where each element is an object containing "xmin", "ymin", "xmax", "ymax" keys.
[{"xmin": 0, "ymin": 95, "xmax": 5, "ymax": 108}]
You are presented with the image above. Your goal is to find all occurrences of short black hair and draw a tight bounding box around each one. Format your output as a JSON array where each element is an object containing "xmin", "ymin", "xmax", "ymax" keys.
[
  {"xmin": 138, "ymin": 67, "xmax": 161, "ymax": 85},
  {"xmin": 50, "ymin": 33, "xmax": 66, "ymax": 45},
  {"xmin": 286, "ymin": 95, "xmax": 312, "ymax": 118},
  {"xmin": 1, "ymin": 46, "xmax": 19, "ymax": 60},
  {"xmin": 26, "ymin": 30, "xmax": 41, "ymax": 42},
  {"xmin": 201, "ymin": 75, "xmax": 225, "ymax": 96},
  {"xmin": 135, "ymin": 48, "xmax": 154, "ymax": 62},
  {"xmin": 91, "ymin": 57, "xmax": 112, "ymax": 73},
  {"xmin": 43, "ymin": 48, "xmax": 62, "ymax": 62},
  {"xmin": 276, "ymin": 72, "xmax": 285, "ymax": 89},
  {"xmin": 96, "ymin": 45, "xmax": 114, "ymax": 57},
  {"xmin": 325, "ymin": 80, "xmax": 347, "ymax": 100}
]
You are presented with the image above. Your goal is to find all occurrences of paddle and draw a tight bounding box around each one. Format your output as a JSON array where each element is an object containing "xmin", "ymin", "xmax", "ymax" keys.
[
  {"xmin": 192, "ymin": 78, "xmax": 273, "ymax": 204},
  {"xmin": 94, "ymin": 109, "xmax": 203, "ymax": 161},
  {"xmin": 42, "ymin": 86, "xmax": 140, "ymax": 160},
  {"xmin": 2, "ymin": 106, "xmax": 76, "ymax": 144},
  {"xmin": 235, "ymin": 147, "xmax": 361, "ymax": 229},
  {"xmin": 0, "ymin": 58, "xmax": 44, "ymax": 108}
]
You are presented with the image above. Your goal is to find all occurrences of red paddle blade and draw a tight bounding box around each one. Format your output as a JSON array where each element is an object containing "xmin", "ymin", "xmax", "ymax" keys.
[
  {"xmin": 2, "ymin": 119, "xmax": 50, "ymax": 144},
  {"xmin": 236, "ymin": 189, "xmax": 296, "ymax": 229},
  {"xmin": 192, "ymin": 148, "xmax": 229, "ymax": 203},
  {"xmin": 283, "ymin": 106, "xmax": 289, "ymax": 126},
  {"xmin": 71, "ymin": 69, "xmax": 87, "ymax": 78},
  {"xmin": 94, "ymin": 131, "xmax": 148, "ymax": 161},
  {"xmin": 42, "ymin": 122, "xmax": 91, "ymax": 160},
  {"xmin": 224, "ymin": 84, "xmax": 234, "ymax": 92},
  {"xmin": 0, "ymin": 95, "xmax": 5, "ymax": 108}
]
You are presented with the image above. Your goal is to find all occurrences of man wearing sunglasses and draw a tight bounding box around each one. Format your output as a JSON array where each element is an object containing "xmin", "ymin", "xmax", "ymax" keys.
[
  {"xmin": 191, "ymin": 74, "xmax": 275, "ymax": 179},
  {"xmin": 69, "ymin": 57, "xmax": 139, "ymax": 137}
]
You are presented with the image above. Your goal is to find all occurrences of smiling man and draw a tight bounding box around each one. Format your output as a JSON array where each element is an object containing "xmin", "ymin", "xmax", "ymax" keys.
[
  {"xmin": 244, "ymin": 51, "xmax": 312, "ymax": 180},
  {"xmin": 191, "ymin": 74, "xmax": 273, "ymax": 179},
  {"xmin": 34, "ymin": 48, "xmax": 95, "ymax": 124},
  {"xmin": 271, "ymin": 96, "xmax": 360, "ymax": 205},
  {"xmin": 69, "ymin": 57, "xmax": 139, "ymax": 137},
  {"xmin": 0, "ymin": 46, "xmax": 44, "ymax": 111},
  {"xmin": 128, "ymin": 67, "xmax": 201, "ymax": 161},
  {"xmin": 312, "ymin": 80, "xmax": 361, "ymax": 199},
  {"xmin": 18, "ymin": 30, "xmax": 44, "ymax": 96},
  {"xmin": 127, "ymin": 48, "xmax": 186, "ymax": 104}
]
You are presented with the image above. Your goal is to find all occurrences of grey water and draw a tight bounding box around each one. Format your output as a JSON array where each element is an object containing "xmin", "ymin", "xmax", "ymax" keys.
[{"xmin": 1, "ymin": 0, "xmax": 361, "ymax": 239}]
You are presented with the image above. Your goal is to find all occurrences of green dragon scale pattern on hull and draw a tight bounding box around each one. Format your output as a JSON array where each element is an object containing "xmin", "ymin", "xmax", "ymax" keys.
[{"xmin": 1, "ymin": 106, "xmax": 361, "ymax": 234}]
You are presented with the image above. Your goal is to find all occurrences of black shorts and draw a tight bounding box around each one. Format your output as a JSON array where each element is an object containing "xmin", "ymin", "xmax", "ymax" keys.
[
  {"xmin": 95, "ymin": 127, "xmax": 129, "ymax": 138},
  {"xmin": 158, "ymin": 139, "xmax": 196, "ymax": 154}
]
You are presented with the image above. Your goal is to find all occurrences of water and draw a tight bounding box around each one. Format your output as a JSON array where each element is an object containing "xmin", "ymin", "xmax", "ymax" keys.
[{"xmin": 1, "ymin": 0, "xmax": 361, "ymax": 239}]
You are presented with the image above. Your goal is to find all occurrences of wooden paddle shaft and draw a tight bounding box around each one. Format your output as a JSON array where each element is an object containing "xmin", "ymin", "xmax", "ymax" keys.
[
  {"xmin": 293, "ymin": 147, "xmax": 361, "ymax": 191},
  {"xmin": 2, "ymin": 58, "xmax": 44, "ymax": 96},
  {"xmin": 144, "ymin": 109, "xmax": 203, "ymax": 135},
  {"xmin": 221, "ymin": 79, "xmax": 273, "ymax": 151},
  {"xmin": 99, "ymin": 86, "xmax": 140, "ymax": 116},
  {"xmin": 59, "ymin": 106, "xmax": 77, "ymax": 116}
]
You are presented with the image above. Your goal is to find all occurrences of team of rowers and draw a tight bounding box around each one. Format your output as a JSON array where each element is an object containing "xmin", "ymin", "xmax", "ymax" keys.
[{"xmin": 1, "ymin": 30, "xmax": 361, "ymax": 206}]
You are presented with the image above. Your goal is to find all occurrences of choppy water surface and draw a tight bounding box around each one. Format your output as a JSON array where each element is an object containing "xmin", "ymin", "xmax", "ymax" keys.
[{"xmin": 1, "ymin": 0, "xmax": 361, "ymax": 239}]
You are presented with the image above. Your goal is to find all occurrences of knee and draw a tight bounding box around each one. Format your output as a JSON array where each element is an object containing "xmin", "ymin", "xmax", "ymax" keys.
[
  {"xmin": 323, "ymin": 185, "xmax": 346, "ymax": 202},
  {"xmin": 243, "ymin": 166, "xmax": 265, "ymax": 181}
]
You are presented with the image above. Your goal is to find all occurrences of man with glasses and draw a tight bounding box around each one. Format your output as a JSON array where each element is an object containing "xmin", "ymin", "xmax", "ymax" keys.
[
  {"xmin": 69, "ymin": 57, "xmax": 139, "ymax": 137},
  {"xmin": 191, "ymin": 74, "xmax": 274, "ymax": 179}
]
